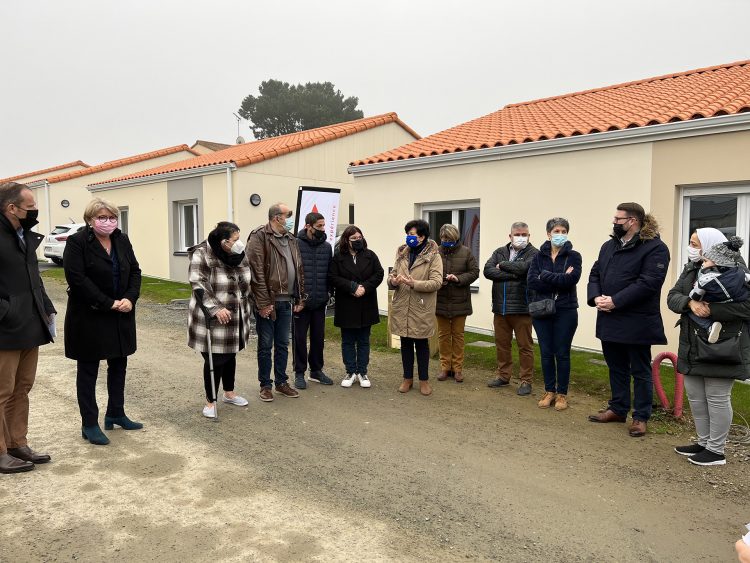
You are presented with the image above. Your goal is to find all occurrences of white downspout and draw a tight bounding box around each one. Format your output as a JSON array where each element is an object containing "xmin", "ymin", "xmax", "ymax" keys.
[
  {"xmin": 226, "ymin": 167, "xmax": 234, "ymax": 222},
  {"xmin": 44, "ymin": 180, "xmax": 51, "ymax": 235}
]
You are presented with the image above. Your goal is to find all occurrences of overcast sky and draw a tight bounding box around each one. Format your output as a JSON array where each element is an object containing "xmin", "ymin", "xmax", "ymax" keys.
[{"xmin": 1, "ymin": 0, "xmax": 748, "ymax": 178}]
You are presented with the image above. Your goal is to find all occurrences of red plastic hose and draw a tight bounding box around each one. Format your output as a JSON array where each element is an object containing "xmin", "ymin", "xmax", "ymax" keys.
[{"xmin": 652, "ymin": 351, "xmax": 684, "ymax": 418}]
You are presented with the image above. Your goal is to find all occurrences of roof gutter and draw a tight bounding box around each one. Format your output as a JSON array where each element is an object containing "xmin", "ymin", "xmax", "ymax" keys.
[
  {"xmin": 349, "ymin": 112, "xmax": 750, "ymax": 177},
  {"xmin": 87, "ymin": 163, "xmax": 237, "ymax": 192}
]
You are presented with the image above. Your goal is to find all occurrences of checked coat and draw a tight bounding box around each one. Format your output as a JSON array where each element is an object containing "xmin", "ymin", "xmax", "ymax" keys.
[{"xmin": 187, "ymin": 241, "xmax": 253, "ymax": 353}]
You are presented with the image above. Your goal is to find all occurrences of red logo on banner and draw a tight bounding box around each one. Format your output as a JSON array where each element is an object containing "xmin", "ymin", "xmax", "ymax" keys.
[{"xmin": 312, "ymin": 204, "xmax": 319, "ymax": 213}]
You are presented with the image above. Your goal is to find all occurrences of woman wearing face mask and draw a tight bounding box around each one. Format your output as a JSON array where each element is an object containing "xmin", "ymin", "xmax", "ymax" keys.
[
  {"xmin": 388, "ymin": 219, "xmax": 444, "ymax": 396},
  {"xmin": 328, "ymin": 226, "xmax": 384, "ymax": 388},
  {"xmin": 435, "ymin": 224, "xmax": 479, "ymax": 383},
  {"xmin": 188, "ymin": 222, "xmax": 253, "ymax": 418},
  {"xmin": 63, "ymin": 198, "xmax": 142, "ymax": 445},
  {"xmin": 667, "ymin": 227, "xmax": 750, "ymax": 466},
  {"xmin": 527, "ymin": 218, "xmax": 582, "ymax": 411}
]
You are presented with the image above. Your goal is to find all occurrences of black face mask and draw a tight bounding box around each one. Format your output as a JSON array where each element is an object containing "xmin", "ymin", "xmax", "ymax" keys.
[
  {"xmin": 312, "ymin": 229, "xmax": 326, "ymax": 241},
  {"xmin": 16, "ymin": 208, "xmax": 39, "ymax": 230},
  {"xmin": 351, "ymin": 239, "xmax": 364, "ymax": 252},
  {"xmin": 612, "ymin": 223, "xmax": 628, "ymax": 238}
]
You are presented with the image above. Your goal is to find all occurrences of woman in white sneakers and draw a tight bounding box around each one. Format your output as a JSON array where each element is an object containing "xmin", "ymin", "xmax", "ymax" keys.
[
  {"xmin": 328, "ymin": 226, "xmax": 384, "ymax": 388},
  {"xmin": 188, "ymin": 222, "xmax": 253, "ymax": 417}
]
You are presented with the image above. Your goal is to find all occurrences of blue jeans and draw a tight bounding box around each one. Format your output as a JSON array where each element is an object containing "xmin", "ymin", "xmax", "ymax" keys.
[
  {"xmin": 532, "ymin": 308, "xmax": 578, "ymax": 394},
  {"xmin": 341, "ymin": 326, "xmax": 371, "ymax": 375},
  {"xmin": 601, "ymin": 341, "xmax": 653, "ymax": 421},
  {"xmin": 255, "ymin": 301, "xmax": 292, "ymax": 389}
]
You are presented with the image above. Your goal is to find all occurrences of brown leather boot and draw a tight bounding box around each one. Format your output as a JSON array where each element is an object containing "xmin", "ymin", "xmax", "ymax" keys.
[
  {"xmin": 419, "ymin": 380, "xmax": 432, "ymax": 396},
  {"xmin": 553, "ymin": 394, "xmax": 568, "ymax": 411},
  {"xmin": 454, "ymin": 371, "xmax": 463, "ymax": 383},
  {"xmin": 398, "ymin": 379, "xmax": 413, "ymax": 393},
  {"xmin": 437, "ymin": 371, "xmax": 449, "ymax": 381}
]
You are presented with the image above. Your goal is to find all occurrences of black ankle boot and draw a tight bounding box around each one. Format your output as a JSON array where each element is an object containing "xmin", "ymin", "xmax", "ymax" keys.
[
  {"xmin": 81, "ymin": 424, "xmax": 110, "ymax": 445},
  {"xmin": 104, "ymin": 415, "xmax": 143, "ymax": 430}
]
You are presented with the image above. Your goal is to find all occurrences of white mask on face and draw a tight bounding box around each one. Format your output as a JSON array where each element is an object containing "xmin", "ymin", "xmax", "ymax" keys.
[
  {"xmin": 686, "ymin": 246, "xmax": 702, "ymax": 263},
  {"xmin": 512, "ymin": 236, "xmax": 529, "ymax": 249},
  {"xmin": 230, "ymin": 239, "xmax": 245, "ymax": 255}
]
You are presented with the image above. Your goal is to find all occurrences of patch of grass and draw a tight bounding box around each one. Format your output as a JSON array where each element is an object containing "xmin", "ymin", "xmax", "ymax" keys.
[
  {"xmin": 42, "ymin": 268, "xmax": 192, "ymax": 304},
  {"xmin": 325, "ymin": 315, "xmax": 750, "ymax": 424}
]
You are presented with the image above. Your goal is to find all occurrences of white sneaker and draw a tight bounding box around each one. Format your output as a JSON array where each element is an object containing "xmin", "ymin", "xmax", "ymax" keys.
[
  {"xmin": 222, "ymin": 394, "xmax": 249, "ymax": 406},
  {"xmin": 357, "ymin": 373, "xmax": 371, "ymax": 388},
  {"xmin": 341, "ymin": 373, "xmax": 356, "ymax": 388},
  {"xmin": 202, "ymin": 404, "xmax": 216, "ymax": 418},
  {"xmin": 707, "ymin": 322, "xmax": 722, "ymax": 344}
]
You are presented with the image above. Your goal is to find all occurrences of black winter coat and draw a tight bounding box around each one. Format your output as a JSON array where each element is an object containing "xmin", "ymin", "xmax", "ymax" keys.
[
  {"xmin": 527, "ymin": 241, "xmax": 582, "ymax": 310},
  {"xmin": 296, "ymin": 229, "xmax": 332, "ymax": 310},
  {"xmin": 328, "ymin": 248, "xmax": 384, "ymax": 329},
  {"xmin": 0, "ymin": 214, "xmax": 56, "ymax": 350},
  {"xmin": 483, "ymin": 243, "xmax": 538, "ymax": 315},
  {"xmin": 667, "ymin": 260, "xmax": 750, "ymax": 380},
  {"xmin": 436, "ymin": 244, "xmax": 479, "ymax": 318},
  {"xmin": 587, "ymin": 227, "xmax": 670, "ymax": 345},
  {"xmin": 63, "ymin": 227, "xmax": 142, "ymax": 361}
]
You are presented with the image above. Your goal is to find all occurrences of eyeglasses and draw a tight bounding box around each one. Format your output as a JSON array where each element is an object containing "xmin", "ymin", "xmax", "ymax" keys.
[
  {"xmin": 96, "ymin": 216, "xmax": 118, "ymax": 223},
  {"xmin": 612, "ymin": 216, "xmax": 633, "ymax": 223},
  {"xmin": 349, "ymin": 236, "xmax": 362, "ymax": 242},
  {"xmin": 276, "ymin": 211, "xmax": 293, "ymax": 218}
]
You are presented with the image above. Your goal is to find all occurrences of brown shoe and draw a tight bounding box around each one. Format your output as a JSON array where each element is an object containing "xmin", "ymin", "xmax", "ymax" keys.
[
  {"xmin": 588, "ymin": 409, "xmax": 626, "ymax": 423},
  {"xmin": 538, "ymin": 391, "xmax": 556, "ymax": 409},
  {"xmin": 259, "ymin": 387, "xmax": 274, "ymax": 402},
  {"xmin": 275, "ymin": 383, "xmax": 300, "ymax": 398},
  {"xmin": 0, "ymin": 453, "xmax": 34, "ymax": 474},
  {"xmin": 454, "ymin": 371, "xmax": 463, "ymax": 383},
  {"xmin": 398, "ymin": 378, "xmax": 413, "ymax": 393},
  {"xmin": 7, "ymin": 446, "xmax": 51, "ymax": 464},
  {"xmin": 553, "ymin": 394, "xmax": 568, "ymax": 411},
  {"xmin": 437, "ymin": 371, "xmax": 449, "ymax": 381},
  {"xmin": 629, "ymin": 419, "xmax": 647, "ymax": 437},
  {"xmin": 419, "ymin": 380, "xmax": 432, "ymax": 396}
]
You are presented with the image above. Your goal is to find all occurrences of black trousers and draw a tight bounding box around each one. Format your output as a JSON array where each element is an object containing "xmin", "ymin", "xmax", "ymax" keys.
[
  {"xmin": 293, "ymin": 305, "xmax": 326, "ymax": 374},
  {"xmin": 76, "ymin": 357, "xmax": 127, "ymax": 427},
  {"xmin": 200, "ymin": 352, "xmax": 236, "ymax": 402},
  {"xmin": 400, "ymin": 337, "xmax": 430, "ymax": 381}
]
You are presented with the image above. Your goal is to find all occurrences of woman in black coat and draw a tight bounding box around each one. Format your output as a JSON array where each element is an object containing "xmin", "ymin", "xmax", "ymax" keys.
[
  {"xmin": 64, "ymin": 198, "xmax": 142, "ymax": 445},
  {"xmin": 328, "ymin": 226, "xmax": 384, "ymax": 388}
]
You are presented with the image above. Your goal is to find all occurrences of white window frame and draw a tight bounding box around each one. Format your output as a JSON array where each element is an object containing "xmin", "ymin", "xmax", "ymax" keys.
[
  {"xmin": 421, "ymin": 200, "xmax": 481, "ymax": 289},
  {"xmin": 177, "ymin": 200, "xmax": 199, "ymax": 252},
  {"xmin": 680, "ymin": 184, "xmax": 750, "ymax": 266},
  {"xmin": 118, "ymin": 206, "xmax": 129, "ymax": 234}
]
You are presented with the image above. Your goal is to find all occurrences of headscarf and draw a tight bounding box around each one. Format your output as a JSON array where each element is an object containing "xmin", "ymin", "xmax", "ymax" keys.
[{"xmin": 695, "ymin": 227, "xmax": 728, "ymax": 254}]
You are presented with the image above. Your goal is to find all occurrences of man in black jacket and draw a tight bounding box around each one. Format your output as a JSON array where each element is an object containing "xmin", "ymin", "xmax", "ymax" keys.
[
  {"xmin": 0, "ymin": 182, "xmax": 56, "ymax": 473},
  {"xmin": 587, "ymin": 202, "xmax": 670, "ymax": 437},
  {"xmin": 293, "ymin": 212, "xmax": 333, "ymax": 388},
  {"xmin": 483, "ymin": 221, "xmax": 538, "ymax": 395}
]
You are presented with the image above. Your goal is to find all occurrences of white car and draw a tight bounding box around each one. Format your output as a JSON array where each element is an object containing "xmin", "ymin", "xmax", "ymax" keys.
[{"xmin": 43, "ymin": 223, "xmax": 86, "ymax": 265}]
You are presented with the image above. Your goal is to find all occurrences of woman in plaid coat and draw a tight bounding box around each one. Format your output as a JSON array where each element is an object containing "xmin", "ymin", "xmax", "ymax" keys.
[{"xmin": 188, "ymin": 222, "xmax": 253, "ymax": 418}]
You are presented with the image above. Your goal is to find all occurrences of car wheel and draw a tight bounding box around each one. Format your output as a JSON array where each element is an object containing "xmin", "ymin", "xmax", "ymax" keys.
[{"xmin": 51, "ymin": 258, "xmax": 63, "ymax": 266}]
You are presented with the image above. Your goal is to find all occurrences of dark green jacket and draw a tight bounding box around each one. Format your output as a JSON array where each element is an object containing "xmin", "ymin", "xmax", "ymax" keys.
[
  {"xmin": 436, "ymin": 244, "xmax": 479, "ymax": 318},
  {"xmin": 666, "ymin": 260, "xmax": 750, "ymax": 380}
]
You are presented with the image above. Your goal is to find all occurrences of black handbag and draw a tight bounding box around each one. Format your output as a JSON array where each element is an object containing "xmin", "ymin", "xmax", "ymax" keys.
[
  {"xmin": 694, "ymin": 329, "xmax": 743, "ymax": 364},
  {"xmin": 528, "ymin": 257, "xmax": 567, "ymax": 319}
]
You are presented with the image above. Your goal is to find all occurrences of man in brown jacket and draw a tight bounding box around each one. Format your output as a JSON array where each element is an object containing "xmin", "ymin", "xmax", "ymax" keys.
[{"xmin": 246, "ymin": 203, "xmax": 305, "ymax": 402}]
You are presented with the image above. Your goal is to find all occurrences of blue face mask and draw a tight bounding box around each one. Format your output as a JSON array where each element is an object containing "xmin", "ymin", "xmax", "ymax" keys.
[
  {"xmin": 406, "ymin": 235, "xmax": 420, "ymax": 248},
  {"xmin": 551, "ymin": 234, "xmax": 568, "ymax": 247},
  {"xmin": 285, "ymin": 217, "xmax": 295, "ymax": 232},
  {"xmin": 441, "ymin": 241, "xmax": 456, "ymax": 248}
]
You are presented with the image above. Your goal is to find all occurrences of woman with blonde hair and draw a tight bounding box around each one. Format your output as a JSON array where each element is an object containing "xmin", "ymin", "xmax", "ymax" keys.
[
  {"xmin": 435, "ymin": 224, "xmax": 479, "ymax": 383},
  {"xmin": 64, "ymin": 198, "xmax": 142, "ymax": 445}
]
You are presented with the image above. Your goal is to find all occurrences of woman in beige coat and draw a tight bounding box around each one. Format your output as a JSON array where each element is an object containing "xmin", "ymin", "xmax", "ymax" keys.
[{"xmin": 388, "ymin": 219, "xmax": 443, "ymax": 396}]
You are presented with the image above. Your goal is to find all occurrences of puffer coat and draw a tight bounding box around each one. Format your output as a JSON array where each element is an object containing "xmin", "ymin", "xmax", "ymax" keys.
[
  {"xmin": 187, "ymin": 241, "xmax": 253, "ymax": 354},
  {"xmin": 388, "ymin": 240, "xmax": 443, "ymax": 339},
  {"xmin": 667, "ymin": 259, "xmax": 750, "ymax": 380},
  {"xmin": 296, "ymin": 228, "xmax": 332, "ymax": 310},
  {"xmin": 436, "ymin": 244, "xmax": 479, "ymax": 318},
  {"xmin": 483, "ymin": 243, "xmax": 538, "ymax": 315}
]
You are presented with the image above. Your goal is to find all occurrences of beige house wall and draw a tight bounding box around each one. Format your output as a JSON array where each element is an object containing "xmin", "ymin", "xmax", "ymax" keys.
[
  {"xmin": 650, "ymin": 129, "xmax": 750, "ymax": 353},
  {"xmin": 354, "ymin": 142, "xmax": 654, "ymax": 352}
]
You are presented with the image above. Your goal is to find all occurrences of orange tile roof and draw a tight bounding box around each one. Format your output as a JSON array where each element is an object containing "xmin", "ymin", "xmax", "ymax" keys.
[
  {"xmin": 45, "ymin": 144, "xmax": 200, "ymax": 184},
  {"xmin": 0, "ymin": 160, "xmax": 89, "ymax": 184},
  {"xmin": 95, "ymin": 113, "xmax": 419, "ymax": 185},
  {"xmin": 353, "ymin": 59, "xmax": 750, "ymax": 166}
]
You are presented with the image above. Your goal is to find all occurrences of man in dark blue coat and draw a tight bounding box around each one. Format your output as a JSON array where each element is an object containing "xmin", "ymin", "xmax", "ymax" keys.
[
  {"xmin": 293, "ymin": 212, "xmax": 333, "ymax": 388},
  {"xmin": 587, "ymin": 202, "xmax": 670, "ymax": 437},
  {"xmin": 0, "ymin": 182, "xmax": 56, "ymax": 473}
]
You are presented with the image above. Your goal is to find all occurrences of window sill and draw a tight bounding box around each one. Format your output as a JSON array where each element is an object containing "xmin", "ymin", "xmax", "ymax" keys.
[{"xmin": 173, "ymin": 251, "xmax": 189, "ymax": 257}]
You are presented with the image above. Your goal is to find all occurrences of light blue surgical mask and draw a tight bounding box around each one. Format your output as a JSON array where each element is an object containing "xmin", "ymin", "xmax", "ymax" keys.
[
  {"xmin": 285, "ymin": 217, "xmax": 295, "ymax": 232},
  {"xmin": 551, "ymin": 234, "xmax": 568, "ymax": 247},
  {"xmin": 406, "ymin": 235, "xmax": 420, "ymax": 248}
]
